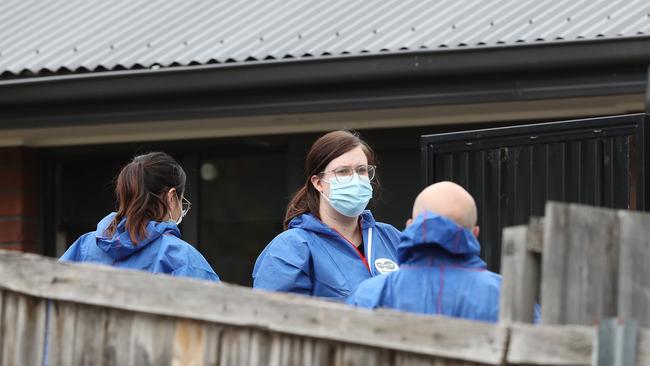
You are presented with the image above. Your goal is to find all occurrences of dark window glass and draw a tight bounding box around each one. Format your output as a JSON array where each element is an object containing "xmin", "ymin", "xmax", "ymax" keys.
[{"xmin": 199, "ymin": 152, "xmax": 287, "ymax": 286}]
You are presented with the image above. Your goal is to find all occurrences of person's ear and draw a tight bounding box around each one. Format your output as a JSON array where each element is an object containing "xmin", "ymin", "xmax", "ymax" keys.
[
  {"xmin": 167, "ymin": 188, "xmax": 178, "ymax": 207},
  {"xmin": 472, "ymin": 225, "xmax": 480, "ymax": 238},
  {"xmin": 405, "ymin": 218, "xmax": 413, "ymax": 228},
  {"xmin": 310, "ymin": 175, "xmax": 323, "ymax": 193}
]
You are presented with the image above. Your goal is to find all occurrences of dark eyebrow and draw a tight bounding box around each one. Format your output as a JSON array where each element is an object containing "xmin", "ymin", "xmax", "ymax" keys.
[{"xmin": 334, "ymin": 165, "xmax": 367, "ymax": 169}]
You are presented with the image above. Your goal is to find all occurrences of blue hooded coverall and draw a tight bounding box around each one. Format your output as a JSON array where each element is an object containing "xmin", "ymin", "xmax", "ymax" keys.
[
  {"xmin": 347, "ymin": 211, "xmax": 509, "ymax": 322},
  {"xmin": 60, "ymin": 213, "xmax": 220, "ymax": 282},
  {"xmin": 252, "ymin": 210, "xmax": 400, "ymax": 300}
]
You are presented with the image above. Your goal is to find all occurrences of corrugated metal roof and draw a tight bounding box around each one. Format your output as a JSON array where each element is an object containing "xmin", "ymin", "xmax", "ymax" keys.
[{"xmin": 1, "ymin": 0, "xmax": 649, "ymax": 78}]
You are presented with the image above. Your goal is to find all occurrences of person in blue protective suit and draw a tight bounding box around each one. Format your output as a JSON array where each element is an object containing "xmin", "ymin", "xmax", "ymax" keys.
[
  {"xmin": 347, "ymin": 181, "xmax": 539, "ymax": 322},
  {"xmin": 253, "ymin": 130, "xmax": 401, "ymax": 300},
  {"xmin": 60, "ymin": 152, "xmax": 219, "ymax": 282}
]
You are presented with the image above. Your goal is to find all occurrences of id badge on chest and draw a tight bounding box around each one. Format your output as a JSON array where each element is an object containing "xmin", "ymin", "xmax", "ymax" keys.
[{"xmin": 366, "ymin": 227, "xmax": 399, "ymax": 275}]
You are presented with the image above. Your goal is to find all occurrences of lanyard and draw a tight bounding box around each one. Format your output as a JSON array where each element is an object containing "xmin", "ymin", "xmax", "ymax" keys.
[{"xmin": 366, "ymin": 227, "xmax": 374, "ymax": 275}]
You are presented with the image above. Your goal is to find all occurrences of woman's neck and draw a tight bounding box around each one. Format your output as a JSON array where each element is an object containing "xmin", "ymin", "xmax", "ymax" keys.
[{"xmin": 319, "ymin": 203, "xmax": 362, "ymax": 245}]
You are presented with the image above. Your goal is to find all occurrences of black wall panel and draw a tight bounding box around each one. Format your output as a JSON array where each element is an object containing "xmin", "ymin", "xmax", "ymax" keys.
[{"xmin": 421, "ymin": 114, "xmax": 648, "ymax": 271}]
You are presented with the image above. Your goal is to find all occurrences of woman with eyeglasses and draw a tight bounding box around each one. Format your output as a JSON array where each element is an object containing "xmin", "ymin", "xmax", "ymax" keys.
[
  {"xmin": 253, "ymin": 130, "xmax": 400, "ymax": 300},
  {"xmin": 60, "ymin": 152, "xmax": 220, "ymax": 281}
]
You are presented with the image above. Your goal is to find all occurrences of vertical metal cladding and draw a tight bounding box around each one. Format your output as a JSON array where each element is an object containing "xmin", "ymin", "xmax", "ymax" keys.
[{"xmin": 421, "ymin": 114, "xmax": 647, "ymax": 270}]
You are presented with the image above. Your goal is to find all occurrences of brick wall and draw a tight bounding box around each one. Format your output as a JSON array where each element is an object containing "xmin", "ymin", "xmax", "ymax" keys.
[{"xmin": 0, "ymin": 147, "xmax": 39, "ymax": 252}]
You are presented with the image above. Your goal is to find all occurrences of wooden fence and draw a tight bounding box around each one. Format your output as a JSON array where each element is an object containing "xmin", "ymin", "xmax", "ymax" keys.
[
  {"xmin": 500, "ymin": 201, "xmax": 650, "ymax": 328},
  {"xmin": 0, "ymin": 201, "xmax": 649, "ymax": 365}
]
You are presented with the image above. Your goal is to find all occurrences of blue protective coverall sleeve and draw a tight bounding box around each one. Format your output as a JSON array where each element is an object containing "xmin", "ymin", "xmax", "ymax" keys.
[
  {"xmin": 59, "ymin": 243, "xmax": 80, "ymax": 262},
  {"xmin": 171, "ymin": 265, "xmax": 220, "ymax": 281},
  {"xmin": 345, "ymin": 275, "xmax": 387, "ymax": 308},
  {"xmin": 253, "ymin": 234, "xmax": 313, "ymax": 295},
  {"xmin": 158, "ymin": 235, "xmax": 221, "ymax": 282},
  {"xmin": 59, "ymin": 233, "xmax": 93, "ymax": 262}
]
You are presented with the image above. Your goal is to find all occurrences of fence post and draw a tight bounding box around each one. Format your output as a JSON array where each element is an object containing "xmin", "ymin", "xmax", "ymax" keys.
[
  {"xmin": 499, "ymin": 220, "xmax": 541, "ymax": 324},
  {"xmin": 541, "ymin": 202, "xmax": 619, "ymax": 325},
  {"xmin": 617, "ymin": 211, "xmax": 650, "ymax": 327},
  {"xmin": 593, "ymin": 318, "xmax": 638, "ymax": 366}
]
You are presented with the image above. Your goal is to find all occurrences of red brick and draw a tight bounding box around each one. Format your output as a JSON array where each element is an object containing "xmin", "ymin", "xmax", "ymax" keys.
[
  {"xmin": 0, "ymin": 241, "xmax": 38, "ymax": 253},
  {"xmin": 0, "ymin": 243, "xmax": 24, "ymax": 252},
  {"xmin": 0, "ymin": 147, "xmax": 26, "ymax": 165},
  {"xmin": 0, "ymin": 219, "xmax": 37, "ymax": 244},
  {"xmin": 0, "ymin": 167, "xmax": 36, "ymax": 191},
  {"xmin": 0, "ymin": 147, "xmax": 39, "ymax": 249},
  {"xmin": 0, "ymin": 168, "xmax": 23, "ymax": 190},
  {"xmin": 0, "ymin": 192, "xmax": 23, "ymax": 216},
  {"xmin": 0, "ymin": 191, "xmax": 37, "ymax": 216},
  {"xmin": 0, "ymin": 219, "xmax": 23, "ymax": 243}
]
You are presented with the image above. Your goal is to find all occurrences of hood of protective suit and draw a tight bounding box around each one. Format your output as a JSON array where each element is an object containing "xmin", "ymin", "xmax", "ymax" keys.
[
  {"xmin": 95, "ymin": 212, "xmax": 180, "ymax": 260},
  {"xmin": 398, "ymin": 211, "xmax": 485, "ymax": 268}
]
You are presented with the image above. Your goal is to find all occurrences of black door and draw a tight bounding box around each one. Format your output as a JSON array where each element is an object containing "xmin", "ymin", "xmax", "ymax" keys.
[{"xmin": 421, "ymin": 113, "xmax": 648, "ymax": 271}]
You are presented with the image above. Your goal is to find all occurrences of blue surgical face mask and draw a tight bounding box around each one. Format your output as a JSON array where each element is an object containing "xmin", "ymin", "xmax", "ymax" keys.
[{"xmin": 321, "ymin": 174, "xmax": 373, "ymax": 217}]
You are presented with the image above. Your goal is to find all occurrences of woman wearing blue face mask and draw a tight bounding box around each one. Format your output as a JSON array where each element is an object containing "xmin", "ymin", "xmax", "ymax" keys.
[
  {"xmin": 60, "ymin": 152, "xmax": 220, "ymax": 282},
  {"xmin": 253, "ymin": 130, "xmax": 400, "ymax": 300}
]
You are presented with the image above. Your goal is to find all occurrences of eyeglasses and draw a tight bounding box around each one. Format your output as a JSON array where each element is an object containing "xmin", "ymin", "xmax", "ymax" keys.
[
  {"xmin": 320, "ymin": 164, "xmax": 376, "ymax": 184},
  {"xmin": 180, "ymin": 196, "xmax": 192, "ymax": 217}
]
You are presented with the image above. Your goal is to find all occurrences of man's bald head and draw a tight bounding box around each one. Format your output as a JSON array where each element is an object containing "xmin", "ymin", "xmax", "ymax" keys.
[{"xmin": 411, "ymin": 181, "xmax": 478, "ymax": 230}]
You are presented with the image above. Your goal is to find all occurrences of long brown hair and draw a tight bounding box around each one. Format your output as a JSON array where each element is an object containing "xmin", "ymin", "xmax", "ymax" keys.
[
  {"xmin": 283, "ymin": 130, "xmax": 378, "ymax": 229},
  {"xmin": 106, "ymin": 152, "xmax": 186, "ymax": 244}
]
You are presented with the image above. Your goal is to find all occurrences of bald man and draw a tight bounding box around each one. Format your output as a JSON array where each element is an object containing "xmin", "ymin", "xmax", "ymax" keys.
[{"xmin": 346, "ymin": 181, "xmax": 503, "ymax": 322}]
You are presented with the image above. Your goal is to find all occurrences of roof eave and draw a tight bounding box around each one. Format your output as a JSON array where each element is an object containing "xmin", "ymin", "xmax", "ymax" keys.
[{"xmin": 1, "ymin": 36, "xmax": 650, "ymax": 106}]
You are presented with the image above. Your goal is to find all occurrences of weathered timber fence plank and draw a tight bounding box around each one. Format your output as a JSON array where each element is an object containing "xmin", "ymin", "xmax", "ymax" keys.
[
  {"xmin": 499, "ymin": 226, "xmax": 527, "ymax": 324},
  {"xmin": 309, "ymin": 337, "xmax": 335, "ymax": 366},
  {"xmin": 172, "ymin": 319, "xmax": 205, "ymax": 366},
  {"xmin": 19, "ymin": 294, "xmax": 46, "ymax": 366},
  {"xmin": 0, "ymin": 290, "xmax": 3, "ymax": 364},
  {"xmin": 201, "ymin": 324, "xmax": 222, "ymax": 366},
  {"xmin": 74, "ymin": 302, "xmax": 109, "ymax": 365},
  {"xmin": 0, "ymin": 292, "xmax": 16, "ymax": 366},
  {"xmin": 617, "ymin": 210, "xmax": 650, "ymax": 327},
  {"xmin": 499, "ymin": 224, "xmax": 540, "ymax": 324},
  {"xmin": 3, "ymin": 245, "xmax": 650, "ymax": 365},
  {"xmin": 0, "ymin": 250, "xmax": 506, "ymax": 364},
  {"xmin": 639, "ymin": 328, "xmax": 650, "ymax": 365},
  {"xmin": 130, "ymin": 312, "xmax": 175, "ymax": 366},
  {"xmin": 506, "ymin": 323, "xmax": 594, "ymax": 365},
  {"xmin": 0, "ymin": 292, "xmax": 46, "ymax": 366},
  {"xmin": 47, "ymin": 301, "xmax": 78, "ymax": 366},
  {"xmin": 541, "ymin": 202, "xmax": 619, "ymax": 325},
  {"xmin": 526, "ymin": 217, "xmax": 544, "ymax": 254},
  {"xmin": 103, "ymin": 308, "xmax": 135, "ymax": 366},
  {"xmin": 247, "ymin": 329, "xmax": 270, "ymax": 366},
  {"xmin": 277, "ymin": 333, "xmax": 297, "ymax": 366}
]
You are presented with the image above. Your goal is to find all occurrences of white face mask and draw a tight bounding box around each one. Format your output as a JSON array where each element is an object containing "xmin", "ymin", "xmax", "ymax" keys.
[{"xmin": 169, "ymin": 193, "xmax": 190, "ymax": 225}]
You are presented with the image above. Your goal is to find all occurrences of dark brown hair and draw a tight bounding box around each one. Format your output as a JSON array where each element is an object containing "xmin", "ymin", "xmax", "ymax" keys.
[
  {"xmin": 106, "ymin": 152, "xmax": 186, "ymax": 244},
  {"xmin": 283, "ymin": 130, "xmax": 378, "ymax": 229}
]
